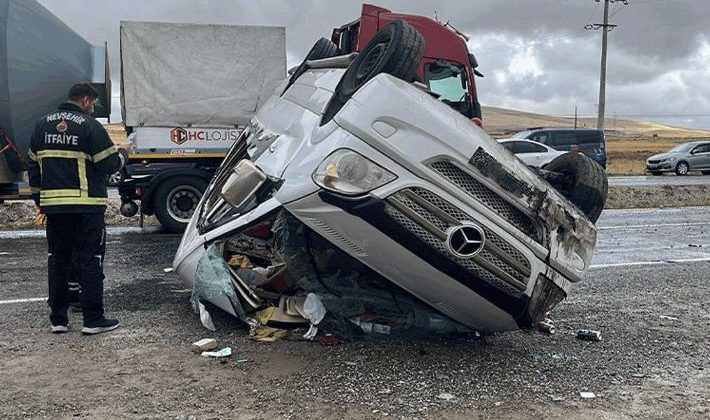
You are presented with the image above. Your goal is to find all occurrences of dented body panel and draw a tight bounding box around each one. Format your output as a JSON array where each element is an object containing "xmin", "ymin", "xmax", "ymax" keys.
[{"xmin": 174, "ymin": 67, "xmax": 598, "ymax": 333}]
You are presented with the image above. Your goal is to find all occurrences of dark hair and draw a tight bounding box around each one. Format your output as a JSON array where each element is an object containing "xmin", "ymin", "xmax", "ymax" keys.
[{"xmin": 67, "ymin": 83, "xmax": 98, "ymax": 101}]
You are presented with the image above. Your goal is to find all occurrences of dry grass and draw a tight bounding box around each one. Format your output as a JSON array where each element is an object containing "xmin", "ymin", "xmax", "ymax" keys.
[
  {"xmin": 605, "ymin": 136, "xmax": 709, "ymax": 175},
  {"xmin": 606, "ymin": 185, "xmax": 710, "ymax": 209}
]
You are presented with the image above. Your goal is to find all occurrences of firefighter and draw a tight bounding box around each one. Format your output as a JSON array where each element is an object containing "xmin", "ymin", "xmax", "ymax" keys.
[{"xmin": 27, "ymin": 83, "xmax": 128, "ymax": 334}]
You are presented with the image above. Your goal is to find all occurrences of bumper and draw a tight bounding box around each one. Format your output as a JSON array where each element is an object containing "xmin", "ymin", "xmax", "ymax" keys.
[
  {"xmin": 285, "ymin": 190, "xmax": 567, "ymax": 332},
  {"xmin": 646, "ymin": 162, "xmax": 673, "ymax": 172}
]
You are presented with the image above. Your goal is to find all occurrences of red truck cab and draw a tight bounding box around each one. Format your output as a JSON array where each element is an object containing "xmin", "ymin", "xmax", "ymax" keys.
[{"xmin": 332, "ymin": 4, "xmax": 483, "ymax": 124}]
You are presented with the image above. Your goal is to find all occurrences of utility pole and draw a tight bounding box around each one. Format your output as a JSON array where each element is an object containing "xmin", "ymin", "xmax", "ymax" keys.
[
  {"xmin": 586, "ymin": 0, "xmax": 627, "ymax": 131},
  {"xmin": 574, "ymin": 105, "xmax": 578, "ymax": 129}
]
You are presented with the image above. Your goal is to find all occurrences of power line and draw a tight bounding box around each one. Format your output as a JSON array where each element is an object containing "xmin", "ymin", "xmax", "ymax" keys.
[{"xmin": 586, "ymin": 0, "xmax": 628, "ymax": 130}]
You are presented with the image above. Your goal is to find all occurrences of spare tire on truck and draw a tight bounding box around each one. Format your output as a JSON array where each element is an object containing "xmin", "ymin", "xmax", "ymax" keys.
[
  {"xmin": 544, "ymin": 153, "xmax": 608, "ymax": 223},
  {"xmin": 321, "ymin": 19, "xmax": 426, "ymax": 124},
  {"xmin": 283, "ymin": 37, "xmax": 339, "ymax": 95}
]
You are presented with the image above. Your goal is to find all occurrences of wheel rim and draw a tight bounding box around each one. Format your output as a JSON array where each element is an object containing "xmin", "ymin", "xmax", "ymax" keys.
[
  {"xmin": 108, "ymin": 172, "xmax": 122, "ymax": 184},
  {"xmin": 166, "ymin": 185, "xmax": 202, "ymax": 223},
  {"xmin": 678, "ymin": 163, "xmax": 689, "ymax": 175},
  {"xmin": 356, "ymin": 42, "xmax": 388, "ymax": 80}
]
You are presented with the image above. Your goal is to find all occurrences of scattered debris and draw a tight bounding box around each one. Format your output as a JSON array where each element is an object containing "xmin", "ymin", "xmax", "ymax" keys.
[
  {"xmin": 250, "ymin": 326, "xmax": 288, "ymax": 342},
  {"xmin": 318, "ymin": 335, "xmax": 342, "ymax": 346},
  {"xmin": 343, "ymin": 361, "xmax": 357, "ymax": 366},
  {"xmin": 163, "ymin": 267, "xmax": 173, "ymax": 273},
  {"xmin": 576, "ymin": 329, "xmax": 602, "ymax": 342},
  {"xmin": 659, "ymin": 315, "xmax": 678, "ymax": 321},
  {"xmin": 235, "ymin": 358, "xmax": 248, "ymax": 363},
  {"xmin": 551, "ymin": 396, "xmax": 565, "ymax": 402},
  {"xmin": 688, "ymin": 244, "xmax": 703, "ymax": 248},
  {"xmin": 631, "ymin": 373, "xmax": 646, "ymax": 378},
  {"xmin": 191, "ymin": 338, "xmax": 218, "ymax": 354},
  {"xmin": 579, "ymin": 391, "xmax": 596, "ymax": 399},
  {"xmin": 537, "ymin": 318, "xmax": 556, "ymax": 334},
  {"xmin": 201, "ymin": 347, "xmax": 232, "ymax": 358},
  {"xmin": 437, "ymin": 393, "xmax": 455, "ymax": 401},
  {"xmin": 494, "ymin": 401, "xmax": 502, "ymax": 407},
  {"xmin": 0, "ymin": 251, "xmax": 10, "ymax": 256}
]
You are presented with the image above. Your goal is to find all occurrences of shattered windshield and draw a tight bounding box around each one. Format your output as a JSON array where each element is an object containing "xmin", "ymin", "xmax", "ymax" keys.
[{"xmin": 426, "ymin": 61, "xmax": 470, "ymax": 109}]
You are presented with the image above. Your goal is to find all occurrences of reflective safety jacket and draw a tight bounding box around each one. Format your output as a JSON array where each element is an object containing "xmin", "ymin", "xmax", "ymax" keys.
[{"xmin": 27, "ymin": 102, "xmax": 127, "ymax": 214}]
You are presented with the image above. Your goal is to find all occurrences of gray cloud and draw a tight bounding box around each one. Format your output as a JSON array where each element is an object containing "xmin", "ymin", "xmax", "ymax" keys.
[{"xmin": 37, "ymin": 0, "xmax": 710, "ymax": 129}]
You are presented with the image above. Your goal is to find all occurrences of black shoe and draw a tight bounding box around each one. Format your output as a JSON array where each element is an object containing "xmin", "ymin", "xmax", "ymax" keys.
[
  {"xmin": 81, "ymin": 318, "xmax": 120, "ymax": 335},
  {"xmin": 51, "ymin": 325, "xmax": 69, "ymax": 334}
]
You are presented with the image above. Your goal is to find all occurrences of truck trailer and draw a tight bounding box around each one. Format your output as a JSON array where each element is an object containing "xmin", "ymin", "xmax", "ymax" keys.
[
  {"xmin": 117, "ymin": 21, "xmax": 286, "ymax": 232},
  {"xmin": 0, "ymin": 0, "xmax": 110, "ymax": 202}
]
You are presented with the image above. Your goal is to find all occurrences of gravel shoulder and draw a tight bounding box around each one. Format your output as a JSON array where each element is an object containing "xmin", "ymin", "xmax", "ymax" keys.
[
  {"xmin": 0, "ymin": 232, "xmax": 708, "ymax": 419},
  {"xmin": 1, "ymin": 185, "xmax": 709, "ymax": 230}
]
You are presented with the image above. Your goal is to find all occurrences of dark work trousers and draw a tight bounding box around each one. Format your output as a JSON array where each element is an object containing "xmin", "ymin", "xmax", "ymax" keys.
[{"xmin": 46, "ymin": 213, "xmax": 106, "ymax": 325}]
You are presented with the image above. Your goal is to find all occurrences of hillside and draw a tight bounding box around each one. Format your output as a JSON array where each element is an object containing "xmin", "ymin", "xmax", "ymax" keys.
[
  {"xmin": 482, "ymin": 106, "xmax": 710, "ymax": 139},
  {"xmin": 105, "ymin": 106, "xmax": 710, "ymax": 144}
]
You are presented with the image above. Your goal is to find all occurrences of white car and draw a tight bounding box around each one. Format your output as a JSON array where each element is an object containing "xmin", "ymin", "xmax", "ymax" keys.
[{"xmin": 498, "ymin": 139, "xmax": 566, "ymax": 168}]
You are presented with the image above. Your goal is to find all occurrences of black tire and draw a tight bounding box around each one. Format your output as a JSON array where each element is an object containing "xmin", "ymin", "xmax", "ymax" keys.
[
  {"xmin": 282, "ymin": 38, "xmax": 338, "ymax": 95},
  {"xmin": 702, "ymin": 170, "xmax": 710, "ymax": 175},
  {"xmin": 321, "ymin": 20, "xmax": 425, "ymax": 125},
  {"xmin": 545, "ymin": 153, "xmax": 608, "ymax": 223},
  {"xmin": 649, "ymin": 171, "xmax": 663, "ymax": 176},
  {"xmin": 153, "ymin": 177, "xmax": 207, "ymax": 233},
  {"xmin": 675, "ymin": 161, "xmax": 690, "ymax": 176}
]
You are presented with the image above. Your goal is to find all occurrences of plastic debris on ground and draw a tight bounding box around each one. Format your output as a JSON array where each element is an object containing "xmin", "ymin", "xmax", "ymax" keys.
[
  {"xmin": 437, "ymin": 393, "xmax": 455, "ymax": 401},
  {"xmin": 537, "ymin": 318, "xmax": 555, "ymax": 334},
  {"xmin": 201, "ymin": 347, "xmax": 232, "ymax": 358},
  {"xmin": 576, "ymin": 329, "xmax": 602, "ymax": 341},
  {"xmin": 579, "ymin": 391, "xmax": 596, "ymax": 399}
]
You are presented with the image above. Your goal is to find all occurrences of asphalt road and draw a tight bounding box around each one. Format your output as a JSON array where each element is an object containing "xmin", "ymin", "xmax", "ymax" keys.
[
  {"xmin": 0, "ymin": 207, "xmax": 708, "ymax": 419},
  {"xmin": 608, "ymin": 175, "xmax": 710, "ymax": 187}
]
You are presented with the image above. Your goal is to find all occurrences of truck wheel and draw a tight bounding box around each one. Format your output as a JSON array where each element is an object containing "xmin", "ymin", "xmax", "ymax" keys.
[
  {"xmin": 321, "ymin": 20, "xmax": 425, "ymax": 124},
  {"xmin": 153, "ymin": 177, "xmax": 207, "ymax": 233},
  {"xmin": 545, "ymin": 153, "xmax": 608, "ymax": 223},
  {"xmin": 282, "ymin": 37, "xmax": 338, "ymax": 95}
]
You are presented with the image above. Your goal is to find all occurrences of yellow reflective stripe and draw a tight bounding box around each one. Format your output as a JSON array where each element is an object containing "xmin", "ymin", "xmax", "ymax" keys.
[
  {"xmin": 41, "ymin": 197, "xmax": 107, "ymax": 206},
  {"xmin": 40, "ymin": 189, "xmax": 81, "ymax": 198},
  {"xmin": 36, "ymin": 150, "xmax": 90, "ymax": 160},
  {"xmin": 78, "ymin": 158, "xmax": 89, "ymax": 196},
  {"xmin": 28, "ymin": 150, "xmax": 37, "ymax": 161},
  {"xmin": 92, "ymin": 146, "xmax": 117, "ymax": 163}
]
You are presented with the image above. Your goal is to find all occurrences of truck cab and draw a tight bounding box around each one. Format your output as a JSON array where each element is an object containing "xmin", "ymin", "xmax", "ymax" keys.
[{"xmin": 331, "ymin": 4, "xmax": 483, "ymax": 124}]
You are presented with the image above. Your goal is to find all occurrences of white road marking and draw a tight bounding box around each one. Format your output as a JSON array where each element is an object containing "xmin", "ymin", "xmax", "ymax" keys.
[
  {"xmin": 0, "ymin": 297, "xmax": 47, "ymax": 305},
  {"xmin": 597, "ymin": 222, "xmax": 710, "ymax": 230},
  {"xmin": 590, "ymin": 257, "xmax": 710, "ymax": 269}
]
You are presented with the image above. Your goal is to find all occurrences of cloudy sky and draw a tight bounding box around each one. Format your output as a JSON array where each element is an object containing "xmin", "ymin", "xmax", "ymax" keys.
[{"xmin": 38, "ymin": 0, "xmax": 710, "ymax": 129}]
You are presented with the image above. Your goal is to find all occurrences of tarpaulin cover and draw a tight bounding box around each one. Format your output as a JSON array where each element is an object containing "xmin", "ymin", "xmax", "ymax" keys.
[
  {"xmin": 120, "ymin": 21, "xmax": 286, "ymax": 128},
  {"xmin": 0, "ymin": 0, "xmax": 101, "ymax": 160}
]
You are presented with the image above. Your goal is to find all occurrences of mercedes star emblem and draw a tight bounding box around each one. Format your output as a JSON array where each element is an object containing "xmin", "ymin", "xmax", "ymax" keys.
[{"xmin": 446, "ymin": 223, "xmax": 485, "ymax": 258}]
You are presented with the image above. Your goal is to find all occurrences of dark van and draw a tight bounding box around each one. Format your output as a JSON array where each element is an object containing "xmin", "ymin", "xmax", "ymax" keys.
[{"xmin": 512, "ymin": 129, "xmax": 607, "ymax": 168}]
